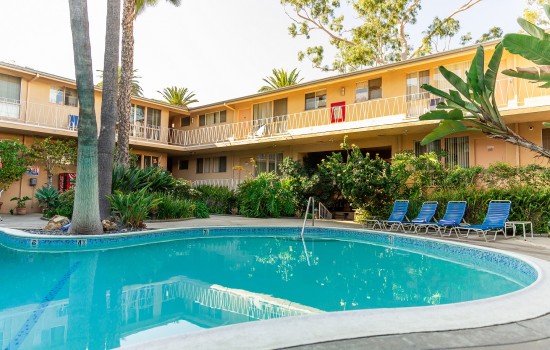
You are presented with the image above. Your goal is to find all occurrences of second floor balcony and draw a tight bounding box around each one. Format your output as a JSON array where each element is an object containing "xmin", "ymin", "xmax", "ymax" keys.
[{"xmin": 1, "ymin": 78, "xmax": 549, "ymax": 150}]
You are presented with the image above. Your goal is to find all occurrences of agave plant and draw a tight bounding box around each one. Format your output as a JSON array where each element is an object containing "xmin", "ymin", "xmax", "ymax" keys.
[{"xmin": 418, "ymin": 43, "xmax": 550, "ymax": 159}]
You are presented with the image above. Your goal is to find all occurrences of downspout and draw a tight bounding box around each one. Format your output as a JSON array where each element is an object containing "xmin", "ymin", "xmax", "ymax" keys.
[{"xmin": 25, "ymin": 73, "xmax": 40, "ymax": 121}]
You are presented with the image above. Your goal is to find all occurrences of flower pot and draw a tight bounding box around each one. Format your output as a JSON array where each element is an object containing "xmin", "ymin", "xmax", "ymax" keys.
[{"xmin": 16, "ymin": 207, "xmax": 27, "ymax": 215}]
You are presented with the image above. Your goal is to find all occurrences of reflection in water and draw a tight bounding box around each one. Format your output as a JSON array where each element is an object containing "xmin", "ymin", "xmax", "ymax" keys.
[{"xmin": 0, "ymin": 236, "xmax": 524, "ymax": 349}]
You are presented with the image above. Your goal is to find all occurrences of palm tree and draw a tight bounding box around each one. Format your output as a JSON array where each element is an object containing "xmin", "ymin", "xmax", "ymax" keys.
[
  {"xmin": 97, "ymin": 0, "xmax": 121, "ymax": 220},
  {"xmin": 158, "ymin": 86, "xmax": 198, "ymax": 107},
  {"xmin": 97, "ymin": 68, "xmax": 144, "ymax": 97},
  {"xmin": 259, "ymin": 68, "xmax": 304, "ymax": 92},
  {"xmin": 117, "ymin": 0, "xmax": 181, "ymax": 167},
  {"xmin": 68, "ymin": 0, "xmax": 103, "ymax": 234}
]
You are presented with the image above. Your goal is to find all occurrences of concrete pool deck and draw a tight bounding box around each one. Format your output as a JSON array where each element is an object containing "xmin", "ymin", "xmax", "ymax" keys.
[{"xmin": 2, "ymin": 214, "xmax": 550, "ymax": 349}]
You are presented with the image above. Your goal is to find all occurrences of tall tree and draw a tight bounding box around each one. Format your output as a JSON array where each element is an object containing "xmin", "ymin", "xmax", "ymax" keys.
[
  {"xmin": 258, "ymin": 68, "xmax": 304, "ymax": 92},
  {"xmin": 68, "ymin": 0, "xmax": 103, "ymax": 234},
  {"xmin": 97, "ymin": 0, "xmax": 121, "ymax": 220},
  {"xmin": 281, "ymin": 0, "xmax": 485, "ymax": 72},
  {"xmin": 97, "ymin": 67, "xmax": 144, "ymax": 97},
  {"xmin": 117, "ymin": 0, "xmax": 181, "ymax": 167},
  {"xmin": 158, "ymin": 86, "xmax": 198, "ymax": 107}
]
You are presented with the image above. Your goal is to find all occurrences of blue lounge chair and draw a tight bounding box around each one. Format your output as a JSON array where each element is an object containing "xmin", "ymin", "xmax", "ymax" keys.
[
  {"xmin": 432, "ymin": 201, "xmax": 467, "ymax": 237},
  {"xmin": 362, "ymin": 200, "xmax": 409, "ymax": 232},
  {"xmin": 404, "ymin": 201, "xmax": 438, "ymax": 233},
  {"xmin": 457, "ymin": 200, "xmax": 511, "ymax": 241}
]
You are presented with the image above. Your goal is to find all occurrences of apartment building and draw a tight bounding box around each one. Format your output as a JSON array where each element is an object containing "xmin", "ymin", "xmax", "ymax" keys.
[{"xmin": 1, "ymin": 41, "xmax": 549, "ymax": 213}]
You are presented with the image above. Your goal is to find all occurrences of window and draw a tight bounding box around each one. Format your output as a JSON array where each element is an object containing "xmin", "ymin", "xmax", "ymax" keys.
[
  {"xmin": 543, "ymin": 129, "xmax": 550, "ymax": 150},
  {"xmin": 255, "ymin": 153, "xmax": 283, "ymax": 175},
  {"xmin": 406, "ymin": 70, "xmax": 430, "ymax": 101},
  {"xmin": 144, "ymin": 156, "xmax": 159, "ymax": 168},
  {"xmin": 180, "ymin": 116, "xmax": 191, "ymax": 127},
  {"xmin": 305, "ymin": 90, "xmax": 326, "ymax": 110},
  {"xmin": 445, "ymin": 136, "xmax": 469, "ymax": 168},
  {"xmin": 49, "ymin": 86, "xmax": 78, "ymax": 107},
  {"xmin": 196, "ymin": 156, "xmax": 227, "ymax": 173},
  {"xmin": 213, "ymin": 156, "xmax": 227, "ymax": 173},
  {"xmin": 355, "ymin": 78, "xmax": 382, "ymax": 102},
  {"xmin": 147, "ymin": 108, "xmax": 161, "ymax": 128},
  {"xmin": 414, "ymin": 140, "xmax": 441, "ymax": 157},
  {"xmin": 199, "ymin": 110, "xmax": 226, "ymax": 126},
  {"xmin": 0, "ymin": 73, "xmax": 21, "ymax": 118},
  {"xmin": 130, "ymin": 104, "xmax": 145, "ymax": 124},
  {"xmin": 253, "ymin": 101, "xmax": 273, "ymax": 127},
  {"xmin": 179, "ymin": 159, "xmax": 189, "ymax": 170}
]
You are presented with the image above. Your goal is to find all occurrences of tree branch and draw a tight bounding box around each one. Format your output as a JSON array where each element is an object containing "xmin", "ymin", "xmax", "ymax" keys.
[
  {"xmin": 409, "ymin": 0, "xmax": 482, "ymax": 59},
  {"xmin": 286, "ymin": 6, "xmax": 355, "ymax": 46}
]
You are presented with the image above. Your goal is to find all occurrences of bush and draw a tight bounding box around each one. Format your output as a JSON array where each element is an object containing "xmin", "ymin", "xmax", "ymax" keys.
[
  {"xmin": 237, "ymin": 172, "xmax": 295, "ymax": 218},
  {"xmin": 154, "ymin": 194, "xmax": 195, "ymax": 219},
  {"xmin": 46, "ymin": 189, "xmax": 74, "ymax": 219},
  {"xmin": 107, "ymin": 187, "xmax": 162, "ymax": 228},
  {"xmin": 193, "ymin": 185, "xmax": 237, "ymax": 214},
  {"xmin": 193, "ymin": 202, "xmax": 210, "ymax": 218},
  {"xmin": 112, "ymin": 165, "xmax": 178, "ymax": 194},
  {"xmin": 35, "ymin": 186, "xmax": 60, "ymax": 213}
]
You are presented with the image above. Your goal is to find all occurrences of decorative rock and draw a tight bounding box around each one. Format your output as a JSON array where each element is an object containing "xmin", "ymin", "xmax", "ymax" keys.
[
  {"xmin": 102, "ymin": 219, "xmax": 118, "ymax": 232},
  {"xmin": 44, "ymin": 215, "xmax": 70, "ymax": 231}
]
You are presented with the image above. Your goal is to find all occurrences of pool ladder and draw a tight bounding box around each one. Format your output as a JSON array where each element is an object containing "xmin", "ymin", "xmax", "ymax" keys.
[{"xmin": 300, "ymin": 197, "xmax": 315, "ymax": 266}]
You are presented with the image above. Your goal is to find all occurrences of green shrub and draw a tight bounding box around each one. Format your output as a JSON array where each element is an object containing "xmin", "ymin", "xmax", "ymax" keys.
[
  {"xmin": 193, "ymin": 202, "xmax": 210, "ymax": 218},
  {"xmin": 47, "ymin": 189, "xmax": 74, "ymax": 219},
  {"xmin": 107, "ymin": 188, "xmax": 162, "ymax": 228},
  {"xmin": 112, "ymin": 165, "xmax": 178, "ymax": 194},
  {"xmin": 194, "ymin": 185, "xmax": 236, "ymax": 214},
  {"xmin": 154, "ymin": 194, "xmax": 195, "ymax": 219},
  {"xmin": 35, "ymin": 186, "xmax": 60, "ymax": 212},
  {"xmin": 237, "ymin": 172, "xmax": 295, "ymax": 218}
]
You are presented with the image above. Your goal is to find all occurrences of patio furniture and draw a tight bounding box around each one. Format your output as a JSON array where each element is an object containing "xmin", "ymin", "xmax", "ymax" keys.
[
  {"xmin": 416, "ymin": 201, "xmax": 467, "ymax": 237},
  {"xmin": 457, "ymin": 200, "xmax": 511, "ymax": 242},
  {"xmin": 405, "ymin": 201, "xmax": 438, "ymax": 233},
  {"xmin": 505, "ymin": 221, "xmax": 533, "ymax": 240},
  {"xmin": 362, "ymin": 200, "xmax": 409, "ymax": 232}
]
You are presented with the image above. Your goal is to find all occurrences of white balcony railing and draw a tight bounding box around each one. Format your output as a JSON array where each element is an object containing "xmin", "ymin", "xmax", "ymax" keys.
[
  {"xmin": 1, "ymin": 78, "xmax": 549, "ymax": 149},
  {"xmin": 191, "ymin": 178, "xmax": 244, "ymax": 189}
]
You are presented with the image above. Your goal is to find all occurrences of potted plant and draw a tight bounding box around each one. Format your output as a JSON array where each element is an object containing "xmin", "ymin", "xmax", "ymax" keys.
[{"xmin": 10, "ymin": 196, "xmax": 32, "ymax": 215}]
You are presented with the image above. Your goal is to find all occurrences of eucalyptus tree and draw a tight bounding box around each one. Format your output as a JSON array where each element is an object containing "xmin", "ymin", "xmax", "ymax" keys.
[
  {"xmin": 258, "ymin": 68, "xmax": 304, "ymax": 92},
  {"xmin": 117, "ymin": 0, "xmax": 181, "ymax": 167},
  {"xmin": 281, "ymin": 0, "xmax": 489, "ymax": 72},
  {"xmin": 67, "ymin": 0, "xmax": 103, "ymax": 234},
  {"xmin": 97, "ymin": 0, "xmax": 121, "ymax": 220},
  {"xmin": 158, "ymin": 86, "xmax": 198, "ymax": 107}
]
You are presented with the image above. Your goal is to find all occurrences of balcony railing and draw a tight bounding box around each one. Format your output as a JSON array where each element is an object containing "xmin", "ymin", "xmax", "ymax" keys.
[{"xmin": 1, "ymin": 78, "xmax": 549, "ymax": 149}]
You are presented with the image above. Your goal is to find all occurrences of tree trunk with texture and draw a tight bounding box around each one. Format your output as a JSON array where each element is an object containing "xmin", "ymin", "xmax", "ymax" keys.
[
  {"xmin": 116, "ymin": 0, "xmax": 136, "ymax": 167},
  {"xmin": 68, "ymin": 0, "xmax": 103, "ymax": 235},
  {"xmin": 98, "ymin": 0, "xmax": 121, "ymax": 219}
]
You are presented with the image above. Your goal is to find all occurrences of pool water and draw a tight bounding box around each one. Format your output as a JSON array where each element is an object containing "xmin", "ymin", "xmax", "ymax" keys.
[{"xmin": 0, "ymin": 232, "xmax": 532, "ymax": 349}]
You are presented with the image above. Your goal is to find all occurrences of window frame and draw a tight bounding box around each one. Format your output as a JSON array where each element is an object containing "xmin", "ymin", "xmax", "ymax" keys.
[
  {"xmin": 355, "ymin": 78, "xmax": 382, "ymax": 103},
  {"xmin": 49, "ymin": 86, "xmax": 78, "ymax": 107},
  {"xmin": 196, "ymin": 156, "xmax": 227, "ymax": 173},
  {"xmin": 198, "ymin": 110, "xmax": 227, "ymax": 127},
  {"xmin": 305, "ymin": 90, "xmax": 327, "ymax": 110},
  {"xmin": 178, "ymin": 159, "xmax": 189, "ymax": 170}
]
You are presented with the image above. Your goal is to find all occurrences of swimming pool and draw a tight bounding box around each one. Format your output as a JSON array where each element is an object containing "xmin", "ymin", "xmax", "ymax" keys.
[{"xmin": 0, "ymin": 226, "xmax": 544, "ymax": 349}]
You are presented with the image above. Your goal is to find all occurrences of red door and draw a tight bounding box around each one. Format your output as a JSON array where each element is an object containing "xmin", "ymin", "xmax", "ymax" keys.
[{"xmin": 331, "ymin": 101, "xmax": 346, "ymax": 123}]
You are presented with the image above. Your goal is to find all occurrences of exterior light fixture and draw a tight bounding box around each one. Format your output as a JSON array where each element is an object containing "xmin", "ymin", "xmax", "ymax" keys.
[{"xmin": 340, "ymin": 87, "xmax": 345, "ymax": 96}]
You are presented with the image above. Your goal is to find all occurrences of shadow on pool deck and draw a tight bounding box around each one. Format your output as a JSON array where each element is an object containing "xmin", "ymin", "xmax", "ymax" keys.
[{"xmin": 2, "ymin": 214, "xmax": 550, "ymax": 349}]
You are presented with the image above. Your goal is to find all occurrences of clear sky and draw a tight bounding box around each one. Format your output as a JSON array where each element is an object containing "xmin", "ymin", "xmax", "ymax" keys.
[{"xmin": 0, "ymin": 0, "xmax": 527, "ymax": 105}]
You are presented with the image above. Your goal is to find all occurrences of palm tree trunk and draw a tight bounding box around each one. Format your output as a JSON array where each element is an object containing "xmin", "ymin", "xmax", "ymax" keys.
[
  {"xmin": 68, "ymin": 0, "xmax": 103, "ymax": 235},
  {"xmin": 98, "ymin": 0, "xmax": 121, "ymax": 219},
  {"xmin": 116, "ymin": 0, "xmax": 136, "ymax": 167}
]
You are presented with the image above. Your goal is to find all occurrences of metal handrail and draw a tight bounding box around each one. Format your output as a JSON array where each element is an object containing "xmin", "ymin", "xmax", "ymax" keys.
[{"xmin": 300, "ymin": 197, "xmax": 315, "ymax": 266}]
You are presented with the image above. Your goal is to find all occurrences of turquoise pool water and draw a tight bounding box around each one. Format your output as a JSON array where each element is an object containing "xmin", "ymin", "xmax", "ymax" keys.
[{"xmin": 0, "ymin": 228, "xmax": 536, "ymax": 349}]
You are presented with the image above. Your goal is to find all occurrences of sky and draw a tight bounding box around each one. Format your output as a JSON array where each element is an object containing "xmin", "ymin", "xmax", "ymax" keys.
[{"xmin": 0, "ymin": 0, "xmax": 528, "ymax": 105}]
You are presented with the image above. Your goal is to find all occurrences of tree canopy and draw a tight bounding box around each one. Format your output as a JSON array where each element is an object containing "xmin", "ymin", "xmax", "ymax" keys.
[
  {"xmin": 0, "ymin": 140, "xmax": 35, "ymax": 191},
  {"xmin": 31, "ymin": 138, "xmax": 78, "ymax": 187},
  {"xmin": 158, "ymin": 86, "xmax": 198, "ymax": 107},
  {"xmin": 281, "ymin": 0, "xmax": 502, "ymax": 72}
]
